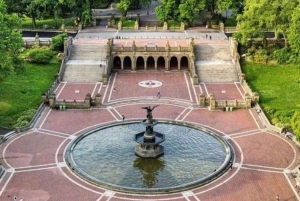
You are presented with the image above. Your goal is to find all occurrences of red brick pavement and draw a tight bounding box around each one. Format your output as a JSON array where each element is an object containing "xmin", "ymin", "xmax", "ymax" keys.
[{"xmin": 0, "ymin": 72, "xmax": 300, "ymax": 201}]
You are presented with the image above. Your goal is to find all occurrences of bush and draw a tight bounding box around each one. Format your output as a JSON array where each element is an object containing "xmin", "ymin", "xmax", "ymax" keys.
[
  {"xmin": 27, "ymin": 48, "xmax": 53, "ymax": 64},
  {"xmin": 13, "ymin": 109, "xmax": 37, "ymax": 128},
  {"xmin": 51, "ymin": 32, "xmax": 68, "ymax": 51},
  {"xmin": 291, "ymin": 111, "xmax": 300, "ymax": 141},
  {"xmin": 274, "ymin": 48, "xmax": 291, "ymax": 64}
]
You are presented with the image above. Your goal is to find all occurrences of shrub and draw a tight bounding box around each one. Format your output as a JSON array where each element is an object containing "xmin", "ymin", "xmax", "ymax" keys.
[
  {"xmin": 291, "ymin": 111, "xmax": 300, "ymax": 141},
  {"xmin": 51, "ymin": 32, "xmax": 68, "ymax": 51},
  {"xmin": 274, "ymin": 48, "xmax": 291, "ymax": 64},
  {"xmin": 13, "ymin": 109, "xmax": 37, "ymax": 128},
  {"xmin": 27, "ymin": 48, "xmax": 53, "ymax": 64}
]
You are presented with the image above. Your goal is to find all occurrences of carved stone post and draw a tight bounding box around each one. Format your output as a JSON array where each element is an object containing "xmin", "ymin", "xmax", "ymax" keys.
[
  {"xmin": 199, "ymin": 93, "xmax": 206, "ymax": 106},
  {"xmin": 244, "ymin": 92, "xmax": 252, "ymax": 109},
  {"xmin": 209, "ymin": 94, "xmax": 216, "ymax": 110},
  {"xmin": 94, "ymin": 93, "xmax": 101, "ymax": 106},
  {"xmin": 252, "ymin": 92, "xmax": 260, "ymax": 103},
  {"xmin": 84, "ymin": 93, "xmax": 91, "ymax": 109},
  {"xmin": 49, "ymin": 93, "xmax": 56, "ymax": 108},
  {"xmin": 34, "ymin": 33, "xmax": 40, "ymax": 47}
]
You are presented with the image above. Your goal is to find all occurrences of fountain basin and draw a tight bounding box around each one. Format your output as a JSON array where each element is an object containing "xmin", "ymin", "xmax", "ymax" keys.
[{"xmin": 65, "ymin": 120, "xmax": 234, "ymax": 194}]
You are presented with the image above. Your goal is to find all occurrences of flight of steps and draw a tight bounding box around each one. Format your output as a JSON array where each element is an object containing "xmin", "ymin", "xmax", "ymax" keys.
[
  {"xmin": 63, "ymin": 44, "xmax": 107, "ymax": 82},
  {"xmin": 194, "ymin": 41, "xmax": 239, "ymax": 83}
]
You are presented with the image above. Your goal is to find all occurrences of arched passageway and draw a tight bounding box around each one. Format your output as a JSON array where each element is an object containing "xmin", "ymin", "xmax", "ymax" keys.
[
  {"xmin": 124, "ymin": 56, "xmax": 132, "ymax": 70},
  {"xmin": 136, "ymin": 57, "xmax": 144, "ymax": 70},
  {"xmin": 170, "ymin": 57, "xmax": 178, "ymax": 70},
  {"xmin": 113, "ymin": 56, "xmax": 121, "ymax": 69},
  {"xmin": 147, "ymin": 57, "xmax": 155, "ymax": 70},
  {"xmin": 180, "ymin": 56, "xmax": 189, "ymax": 70},
  {"xmin": 157, "ymin": 57, "xmax": 165, "ymax": 70}
]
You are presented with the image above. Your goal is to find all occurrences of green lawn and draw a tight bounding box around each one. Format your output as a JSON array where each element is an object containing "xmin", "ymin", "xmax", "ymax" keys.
[
  {"xmin": 21, "ymin": 16, "xmax": 77, "ymax": 29},
  {"xmin": 242, "ymin": 62, "xmax": 300, "ymax": 125},
  {"xmin": 0, "ymin": 58, "xmax": 60, "ymax": 128}
]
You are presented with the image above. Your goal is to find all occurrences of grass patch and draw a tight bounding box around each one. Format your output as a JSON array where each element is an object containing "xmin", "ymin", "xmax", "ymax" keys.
[
  {"xmin": 242, "ymin": 62, "xmax": 300, "ymax": 125},
  {"xmin": 21, "ymin": 16, "xmax": 77, "ymax": 29},
  {"xmin": 225, "ymin": 18, "xmax": 237, "ymax": 26},
  {"xmin": 168, "ymin": 20, "xmax": 180, "ymax": 28},
  {"xmin": 122, "ymin": 18, "xmax": 136, "ymax": 27},
  {"xmin": 0, "ymin": 51, "xmax": 60, "ymax": 128}
]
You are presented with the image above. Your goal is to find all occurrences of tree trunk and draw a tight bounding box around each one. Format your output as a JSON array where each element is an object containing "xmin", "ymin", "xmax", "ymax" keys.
[{"xmin": 32, "ymin": 16, "xmax": 37, "ymax": 28}]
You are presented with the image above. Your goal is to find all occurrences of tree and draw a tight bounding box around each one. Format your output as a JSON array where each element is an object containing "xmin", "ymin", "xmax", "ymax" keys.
[
  {"xmin": 216, "ymin": 0, "xmax": 232, "ymax": 18},
  {"xmin": 287, "ymin": 4, "xmax": 300, "ymax": 55},
  {"xmin": 236, "ymin": 0, "xmax": 299, "ymax": 45},
  {"xmin": 178, "ymin": 0, "xmax": 205, "ymax": 24},
  {"xmin": 117, "ymin": 0, "xmax": 130, "ymax": 17},
  {"xmin": 291, "ymin": 111, "xmax": 300, "ymax": 141},
  {"xmin": 0, "ymin": 0, "xmax": 24, "ymax": 82}
]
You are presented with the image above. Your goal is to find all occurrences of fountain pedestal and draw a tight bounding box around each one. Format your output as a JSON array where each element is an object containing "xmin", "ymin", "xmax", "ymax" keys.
[{"xmin": 134, "ymin": 119, "xmax": 165, "ymax": 158}]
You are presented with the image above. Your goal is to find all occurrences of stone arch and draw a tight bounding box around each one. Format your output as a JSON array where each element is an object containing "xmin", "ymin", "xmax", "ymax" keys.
[
  {"xmin": 124, "ymin": 56, "xmax": 132, "ymax": 70},
  {"xmin": 113, "ymin": 56, "xmax": 121, "ymax": 69},
  {"xmin": 170, "ymin": 56, "xmax": 178, "ymax": 70},
  {"xmin": 180, "ymin": 56, "xmax": 189, "ymax": 70},
  {"xmin": 136, "ymin": 56, "xmax": 145, "ymax": 70},
  {"xmin": 157, "ymin": 56, "xmax": 165, "ymax": 70},
  {"xmin": 147, "ymin": 56, "xmax": 155, "ymax": 70}
]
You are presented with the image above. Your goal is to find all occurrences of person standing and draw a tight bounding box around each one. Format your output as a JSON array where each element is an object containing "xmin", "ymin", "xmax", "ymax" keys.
[{"xmin": 122, "ymin": 114, "xmax": 125, "ymax": 121}]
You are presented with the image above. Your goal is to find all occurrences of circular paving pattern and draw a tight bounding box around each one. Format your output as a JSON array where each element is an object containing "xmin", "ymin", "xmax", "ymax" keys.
[{"xmin": 138, "ymin": 80, "xmax": 162, "ymax": 88}]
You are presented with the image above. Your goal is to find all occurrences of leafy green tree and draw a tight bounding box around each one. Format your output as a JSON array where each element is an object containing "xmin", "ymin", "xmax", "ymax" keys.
[
  {"xmin": 237, "ymin": 0, "xmax": 299, "ymax": 45},
  {"xmin": 216, "ymin": 0, "xmax": 232, "ymax": 18},
  {"xmin": 291, "ymin": 111, "xmax": 300, "ymax": 141},
  {"xmin": 178, "ymin": 0, "xmax": 205, "ymax": 24},
  {"xmin": 117, "ymin": 0, "xmax": 130, "ymax": 17},
  {"xmin": 0, "ymin": 0, "xmax": 24, "ymax": 82},
  {"xmin": 287, "ymin": 4, "xmax": 300, "ymax": 55}
]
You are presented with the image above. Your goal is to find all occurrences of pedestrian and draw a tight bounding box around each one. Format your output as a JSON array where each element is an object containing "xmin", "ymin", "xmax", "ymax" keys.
[
  {"xmin": 113, "ymin": 85, "xmax": 116, "ymax": 92},
  {"xmin": 206, "ymin": 34, "xmax": 208, "ymax": 39},
  {"xmin": 209, "ymin": 35, "xmax": 212, "ymax": 40},
  {"xmin": 13, "ymin": 196, "xmax": 18, "ymax": 201},
  {"xmin": 157, "ymin": 91, "xmax": 161, "ymax": 98},
  {"xmin": 295, "ymin": 180, "xmax": 300, "ymax": 192},
  {"xmin": 122, "ymin": 114, "xmax": 125, "ymax": 121},
  {"xmin": 229, "ymin": 160, "xmax": 233, "ymax": 170},
  {"xmin": 276, "ymin": 195, "xmax": 280, "ymax": 201},
  {"xmin": 19, "ymin": 198, "xmax": 23, "ymax": 201}
]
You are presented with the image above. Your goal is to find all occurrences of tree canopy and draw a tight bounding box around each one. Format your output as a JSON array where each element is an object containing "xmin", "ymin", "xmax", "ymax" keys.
[{"xmin": 0, "ymin": 0, "xmax": 24, "ymax": 82}]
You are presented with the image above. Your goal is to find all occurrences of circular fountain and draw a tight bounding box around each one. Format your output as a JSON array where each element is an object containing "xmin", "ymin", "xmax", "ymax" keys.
[
  {"xmin": 134, "ymin": 105, "xmax": 165, "ymax": 158},
  {"xmin": 65, "ymin": 106, "xmax": 234, "ymax": 194}
]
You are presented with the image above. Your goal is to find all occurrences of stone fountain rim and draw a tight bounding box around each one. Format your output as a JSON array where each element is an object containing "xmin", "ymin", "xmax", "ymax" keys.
[{"xmin": 65, "ymin": 119, "xmax": 234, "ymax": 194}]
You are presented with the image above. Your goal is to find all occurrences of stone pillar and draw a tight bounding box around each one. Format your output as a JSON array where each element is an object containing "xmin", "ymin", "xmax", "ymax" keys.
[
  {"xmin": 219, "ymin": 21, "xmax": 225, "ymax": 32},
  {"xmin": 78, "ymin": 23, "xmax": 82, "ymax": 31},
  {"xmin": 49, "ymin": 93, "xmax": 56, "ymax": 108},
  {"xmin": 134, "ymin": 20, "xmax": 139, "ymax": 30},
  {"xmin": 144, "ymin": 56, "xmax": 147, "ymax": 70},
  {"xmin": 41, "ymin": 92, "xmax": 48, "ymax": 103},
  {"xmin": 209, "ymin": 94, "xmax": 216, "ymax": 110},
  {"xmin": 121, "ymin": 57, "xmax": 124, "ymax": 70},
  {"xmin": 199, "ymin": 93, "xmax": 206, "ymax": 106},
  {"xmin": 180, "ymin": 22, "xmax": 185, "ymax": 31},
  {"xmin": 132, "ymin": 56, "xmax": 136, "ymax": 71},
  {"xmin": 163, "ymin": 21, "xmax": 168, "ymax": 30},
  {"xmin": 240, "ymin": 73, "xmax": 246, "ymax": 83},
  {"xmin": 154, "ymin": 58, "xmax": 158, "ymax": 70},
  {"xmin": 63, "ymin": 38, "xmax": 68, "ymax": 56},
  {"xmin": 118, "ymin": 21, "xmax": 122, "ymax": 30},
  {"xmin": 252, "ymin": 92, "xmax": 259, "ymax": 103},
  {"xmin": 102, "ymin": 74, "xmax": 108, "ymax": 84},
  {"xmin": 92, "ymin": 18, "xmax": 96, "ymax": 27},
  {"xmin": 165, "ymin": 41, "xmax": 170, "ymax": 71},
  {"xmin": 34, "ymin": 33, "xmax": 40, "ymax": 47},
  {"xmin": 84, "ymin": 93, "xmax": 91, "ymax": 108},
  {"xmin": 95, "ymin": 93, "xmax": 101, "ymax": 106},
  {"xmin": 244, "ymin": 92, "xmax": 252, "ymax": 109}
]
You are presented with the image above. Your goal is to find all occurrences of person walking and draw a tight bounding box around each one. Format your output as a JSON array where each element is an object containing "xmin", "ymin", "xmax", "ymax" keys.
[
  {"xmin": 122, "ymin": 114, "xmax": 125, "ymax": 121},
  {"xmin": 157, "ymin": 91, "xmax": 161, "ymax": 98},
  {"xmin": 209, "ymin": 35, "xmax": 212, "ymax": 40},
  {"xmin": 113, "ymin": 85, "xmax": 117, "ymax": 92},
  {"xmin": 276, "ymin": 195, "xmax": 280, "ymax": 201},
  {"xmin": 229, "ymin": 160, "xmax": 233, "ymax": 170},
  {"xmin": 13, "ymin": 196, "xmax": 18, "ymax": 201}
]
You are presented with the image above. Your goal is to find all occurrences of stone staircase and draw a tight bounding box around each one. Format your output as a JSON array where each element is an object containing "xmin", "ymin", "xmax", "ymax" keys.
[
  {"xmin": 194, "ymin": 41, "xmax": 239, "ymax": 83},
  {"xmin": 63, "ymin": 44, "xmax": 107, "ymax": 82}
]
